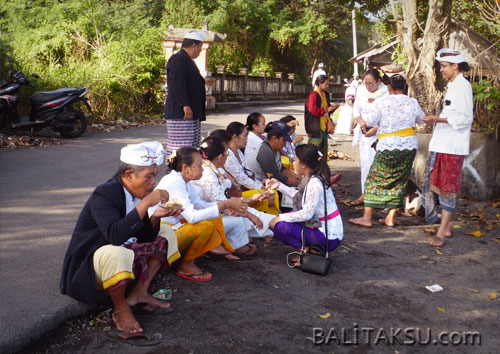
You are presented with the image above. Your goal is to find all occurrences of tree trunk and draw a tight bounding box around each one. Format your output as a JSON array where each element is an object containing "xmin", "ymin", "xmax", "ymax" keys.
[{"xmin": 395, "ymin": 0, "xmax": 453, "ymax": 115}]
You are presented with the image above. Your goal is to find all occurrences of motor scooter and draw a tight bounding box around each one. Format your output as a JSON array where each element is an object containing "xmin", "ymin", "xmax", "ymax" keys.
[{"xmin": 0, "ymin": 70, "xmax": 93, "ymax": 138}]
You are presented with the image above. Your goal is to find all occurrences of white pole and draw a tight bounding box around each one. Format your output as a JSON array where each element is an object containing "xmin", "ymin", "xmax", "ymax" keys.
[{"xmin": 352, "ymin": 9, "xmax": 358, "ymax": 76}]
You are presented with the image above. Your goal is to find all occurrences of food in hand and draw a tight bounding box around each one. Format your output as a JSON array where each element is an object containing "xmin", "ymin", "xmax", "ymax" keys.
[{"xmin": 160, "ymin": 199, "xmax": 183, "ymax": 210}]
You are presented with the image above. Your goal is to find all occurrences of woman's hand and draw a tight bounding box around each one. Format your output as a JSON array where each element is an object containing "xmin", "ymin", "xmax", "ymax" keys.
[
  {"xmin": 247, "ymin": 212, "xmax": 264, "ymax": 229},
  {"xmin": 265, "ymin": 178, "xmax": 281, "ymax": 191},
  {"xmin": 422, "ymin": 116, "xmax": 438, "ymax": 126},
  {"xmin": 292, "ymin": 136, "xmax": 304, "ymax": 145},
  {"xmin": 364, "ymin": 126, "xmax": 378, "ymax": 137},
  {"xmin": 327, "ymin": 104, "xmax": 340, "ymax": 113},
  {"xmin": 225, "ymin": 197, "xmax": 247, "ymax": 213},
  {"xmin": 356, "ymin": 117, "xmax": 367, "ymax": 133}
]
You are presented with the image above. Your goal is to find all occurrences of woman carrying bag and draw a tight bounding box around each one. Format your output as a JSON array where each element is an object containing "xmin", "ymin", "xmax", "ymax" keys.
[
  {"xmin": 305, "ymin": 75, "xmax": 340, "ymax": 156},
  {"xmin": 268, "ymin": 144, "xmax": 343, "ymax": 267}
]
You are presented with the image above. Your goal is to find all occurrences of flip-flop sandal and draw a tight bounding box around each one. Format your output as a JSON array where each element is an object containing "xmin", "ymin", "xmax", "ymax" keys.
[
  {"xmin": 235, "ymin": 244, "xmax": 257, "ymax": 256},
  {"xmin": 348, "ymin": 219, "xmax": 372, "ymax": 228},
  {"xmin": 378, "ymin": 219, "xmax": 394, "ymax": 227},
  {"xmin": 428, "ymin": 236, "xmax": 445, "ymax": 247},
  {"xmin": 176, "ymin": 271, "xmax": 213, "ymax": 282},
  {"xmin": 106, "ymin": 329, "xmax": 161, "ymax": 346},
  {"xmin": 131, "ymin": 303, "xmax": 174, "ymax": 316}
]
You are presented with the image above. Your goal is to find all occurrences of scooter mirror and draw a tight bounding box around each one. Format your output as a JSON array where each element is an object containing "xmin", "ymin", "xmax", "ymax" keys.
[{"xmin": 31, "ymin": 73, "xmax": 40, "ymax": 79}]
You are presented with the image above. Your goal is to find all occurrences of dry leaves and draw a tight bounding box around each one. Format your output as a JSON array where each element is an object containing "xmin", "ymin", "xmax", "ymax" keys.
[
  {"xmin": 318, "ymin": 312, "xmax": 331, "ymax": 318},
  {"xmin": 465, "ymin": 230, "xmax": 486, "ymax": 237},
  {"xmin": 0, "ymin": 134, "xmax": 63, "ymax": 149},
  {"xmin": 327, "ymin": 149, "xmax": 355, "ymax": 162},
  {"xmin": 436, "ymin": 306, "xmax": 446, "ymax": 312},
  {"xmin": 489, "ymin": 198, "xmax": 500, "ymax": 208},
  {"xmin": 488, "ymin": 292, "xmax": 498, "ymax": 300}
]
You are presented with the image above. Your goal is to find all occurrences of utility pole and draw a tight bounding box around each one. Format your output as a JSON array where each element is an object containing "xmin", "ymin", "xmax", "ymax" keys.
[{"xmin": 352, "ymin": 9, "xmax": 358, "ymax": 76}]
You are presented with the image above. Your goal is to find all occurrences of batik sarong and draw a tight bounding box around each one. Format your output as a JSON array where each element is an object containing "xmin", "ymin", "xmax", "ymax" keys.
[
  {"xmin": 308, "ymin": 130, "xmax": 329, "ymax": 156},
  {"xmin": 364, "ymin": 149, "xmax": 416, "ymax": 209},
  {"xmin": 166, "ymin": 119, "xmax": 201, "ymax": 156},
  {"xmin": 421, "ymin": 152, "xmax": 465, "ymax": 224}
]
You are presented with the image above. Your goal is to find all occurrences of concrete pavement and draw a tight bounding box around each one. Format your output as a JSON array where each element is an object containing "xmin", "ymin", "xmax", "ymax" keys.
[{"xmin": 0, "ymin": 103, "xmax": 310, "ymax": 353}]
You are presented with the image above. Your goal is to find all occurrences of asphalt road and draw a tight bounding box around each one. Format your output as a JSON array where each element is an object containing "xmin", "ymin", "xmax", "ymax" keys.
[{"xmin": 0, "ymin": 103, "xmax": 309, "ymax": 353}]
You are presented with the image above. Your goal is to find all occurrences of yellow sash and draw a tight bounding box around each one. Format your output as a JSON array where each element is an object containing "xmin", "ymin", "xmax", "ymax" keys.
[
  {"xmin": 315, "ymin": 89, "xmax": 329, "ymax": 131},
  {"xmin": 378, "ymin": 127, "xmax": 415, "ymax": 139}
]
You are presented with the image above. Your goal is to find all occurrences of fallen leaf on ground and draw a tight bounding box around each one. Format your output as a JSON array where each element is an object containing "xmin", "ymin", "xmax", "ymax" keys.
[
  {"xmin": 319, "ymin": 312, "xmax": 331, "ymax": 318},
  {"xmin": 436, "ymin": 306, "xmax": 446, "ymax": 312},
  {"xmin": 452, "ymin": 224, "xmax": 462, "ymax": 229},
  {"xmin": 435, "ymin": 249, "xmax": 444, "ymax": 255},
  {"xmin": 488, "ymin": 292, "xmax": 498, "ymax": 300},
  {"xmin": 491, "ymin": 238, "xmax": 500, "ymax": 244},
  {"xmin": 466, "ymin": 230, "xmax": 486, "ymax": 237},
  {"xmin": 424, "ymin": 228, "xmax": 436, "ymax": 235},
  {"xmin": 489, "ymin": 198, "xmax": 500, "ymax": 208},
  {"xmin": 263, "ymin": 236, "xmax": 273, "ymax": 243},
  {"xmin": 467, "ymin": 288, "xmax": 479, "ymax": 293}
]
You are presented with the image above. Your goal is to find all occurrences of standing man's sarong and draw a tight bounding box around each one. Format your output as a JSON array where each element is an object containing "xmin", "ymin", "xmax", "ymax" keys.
[
  {"xmin": 166, "ymin": 120, "xmax": 201, "ymax": 156},
  {"xmin": 364, "ymin": 149, "xmax": 416, "ymax": 209},
  {"xmin": 421, "ymin": 152, "xmax": 465, "ymax": 224}
]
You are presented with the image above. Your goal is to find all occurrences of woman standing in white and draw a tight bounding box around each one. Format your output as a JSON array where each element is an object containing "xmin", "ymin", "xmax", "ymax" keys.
[
  {"xmin": 421, "ymin": 49, "xmax": 473, "ymax": 247},
  {"xmin": 351, "ymin": 69, "xmax": 388, "ymax": 206}
]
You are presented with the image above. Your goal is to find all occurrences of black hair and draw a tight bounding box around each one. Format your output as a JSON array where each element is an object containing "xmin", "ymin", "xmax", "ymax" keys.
[
  {"xmin": 246, "ymin": 112, "xmax": 263, "ymax": 132},
  {"xmin": 167, "ymin": 147, "xmax": 199, "ymax": 172},
  {"xmin": 314, "ymin": 74, "xmax": 328, "ymax": 87},
  {"xmin": 388, "ymin": 74, "xmax": 407, "ymax": 91},
  {"xmin": 280, "ymin": 115, "xmax": 297, "ymax": 124},
  {"xmin": 267, "ymin": 129, "xmax": 284, "ymax": 141},
  {"xmin": 226, "ymin": 121, "xmax": 246, "ymax": 139},
  {"xmin": 181, "ymin": 38, "xmax": 202, "ymax": 48},
  {"xmin": 209, "ymin": 129, "xmax": 231, "ymax": 145},
  {"xmin": 199, "ymin": 137, "xmax": 226, "ymax": 161},
  {"xmin": 295, "ymin": 144, "xmax": 331, "ymax": 187},
  {"xmin": 264, "ymin": 121, "xmax": 274, "ymax": 133},
  {"xmin": 117, "ymin": 162, "xmax": 146, "ymax": 177},
  {"xmin": 364, "ymin": 68, "xmax": 381, "ymax": 82},
  {"xmin": 458, "ymin": 62, "xmax": 470, "ymax": 72}
]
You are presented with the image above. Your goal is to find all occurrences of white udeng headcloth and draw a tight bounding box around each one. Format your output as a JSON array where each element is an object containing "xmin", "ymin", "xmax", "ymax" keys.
[
  {"xmin": 120, "ymin": 141, "xmax": 165, "ymax": 166},
  {"xmin": 436, "ymin": 48, "xmax": 467, "ymax": 63}
]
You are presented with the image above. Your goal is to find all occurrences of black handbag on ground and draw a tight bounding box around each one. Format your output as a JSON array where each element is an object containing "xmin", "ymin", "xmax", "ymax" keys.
[{"xmin": 299, "ymin": 177, "xmax": 332, "ymax": 276}]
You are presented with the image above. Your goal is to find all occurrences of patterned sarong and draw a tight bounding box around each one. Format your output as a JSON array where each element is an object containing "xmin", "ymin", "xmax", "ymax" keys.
[
  {"xmin": 308, "ymin": 130, "xmax": 329, "ymax": 156},
  {"xmin": 421, "ymin": 152, "xmax": 465, "ymax": 223},
  {"xmin": 166, "ymin": 119, "xmax": 201, "ymax": 156},
  {"xmin": 364, "ymin": 149, "xmax": 416, "ymax": 209}
]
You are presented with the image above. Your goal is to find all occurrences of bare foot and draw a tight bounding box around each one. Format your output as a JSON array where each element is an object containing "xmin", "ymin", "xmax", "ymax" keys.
[
  {"xmin": 127, "ymin": 289, "xmax": 171, "ymax": 309},
  {"xmin": 289, "ymin": 256, "xmax": 301, "ymax": 267},
  {"xmin": 424, "ymin": 228, "xmax": 451, "ymax": 237},
  {"xmin": 348, "ymin": 217, "xmax": 372, "ymax": 228},
  {"xmin": 112, "ymin": 307, "xmax": 143, "ymax": 333},
  {"xmin": 428, "ymin": 236, "xmax": 445, "ymax": 247},
  {"xmin": 209, "ymin": 245, "xmax": 240, "ymax": 260},
  {"xmin": 378, "ymin": 218, "xmax": 394, "ymax": 227}
]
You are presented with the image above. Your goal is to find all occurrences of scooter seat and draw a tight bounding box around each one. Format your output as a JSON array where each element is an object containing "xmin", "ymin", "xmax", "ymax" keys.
[{"xmin": 31, "ymin": 88, "xmax": 80, "ymax": 103}]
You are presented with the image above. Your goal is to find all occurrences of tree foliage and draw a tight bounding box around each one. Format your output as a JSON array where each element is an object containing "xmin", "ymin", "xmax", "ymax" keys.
[{"xmin": 0, "ymin": 0, "xmax": 381, "ymax": 120}]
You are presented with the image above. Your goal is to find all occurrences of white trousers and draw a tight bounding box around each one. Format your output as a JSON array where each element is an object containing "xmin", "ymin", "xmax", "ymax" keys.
[
  {"xmin": 222, "ymin": 215, "xmax": 249, "ymax": 250},
  {"xmin": 359, "ymin": 136, "xmax": 377, "ymax": 193}
]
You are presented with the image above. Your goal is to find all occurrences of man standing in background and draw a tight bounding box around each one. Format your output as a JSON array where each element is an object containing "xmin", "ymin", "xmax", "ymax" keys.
[
  {"xmin": 164, "ymin": 31, "xmax": 207, "ymax": 155},
  {"xmin": 312, "ymin": 62, "xmax": 327, "ymax": 89}
]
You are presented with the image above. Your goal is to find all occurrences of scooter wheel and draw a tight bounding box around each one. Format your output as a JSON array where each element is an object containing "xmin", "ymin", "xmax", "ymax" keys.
[{"xmin": 58, "ymin": 109, "xmax": 87, "ymax": 139}]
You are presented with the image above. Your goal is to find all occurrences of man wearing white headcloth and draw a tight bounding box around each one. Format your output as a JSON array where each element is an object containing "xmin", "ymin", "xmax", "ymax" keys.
[
  {"xmin": 60, "ymin": 141, "xmax": 182, "ymax": 338},
  {"xmin": 421, "ymin": 49, "xmax": 473, "ymax": 247},
  {"xmin": 164, "ymin": 30, "xmax": 207, "ymax": 156}
]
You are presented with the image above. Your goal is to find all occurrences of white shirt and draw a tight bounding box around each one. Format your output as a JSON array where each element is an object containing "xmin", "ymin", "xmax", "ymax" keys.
[
  {"xmin": 428, "ymin": 74, "xmax": 473, "ymax": 155},
  {"xmin": 150, "ymin": 170, "xmax": 219, "ymax": 228},
  {"xmin": 352, "ymin": 85, "xmax": 389, "ymax": 146},
  {"xmin": 278, "ymin": 177, "xmax": 343, "ymax": 240},
  {"xmin": 191, "ymin": 161, "xmax": 231, "ymax": 203},
  {"xmin": 245, "ymin": 131, "xmax": 266, "ymax": 162},
  {"xmin": 312, "ymin": 68, "xmax": 327, "ymax": 88},
  {"xmin": 122, "ymin": 187, "xmax": 140, "ymax": 245},
  {"xmin": 371, "ymin": 94, "xmax": 424, "ymax": 151}
]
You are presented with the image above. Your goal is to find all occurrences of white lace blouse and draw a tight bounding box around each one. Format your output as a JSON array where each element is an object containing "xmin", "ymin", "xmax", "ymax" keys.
[
  {"xmin": 278, "ymin": 177, "xmax": 343, "ymax": 240},
  {"xmin": 371, "ymin": 94, "xmax": 424, "ymax": 151},
  {"xmin": 223, "ymin": 149, "xmax": 263, "ymax": 190}
]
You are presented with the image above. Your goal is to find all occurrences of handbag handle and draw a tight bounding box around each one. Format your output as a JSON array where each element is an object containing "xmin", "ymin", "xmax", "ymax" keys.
[{"xmin": 300, "ymin": 176, "xmax": 329, "ymax": 258}]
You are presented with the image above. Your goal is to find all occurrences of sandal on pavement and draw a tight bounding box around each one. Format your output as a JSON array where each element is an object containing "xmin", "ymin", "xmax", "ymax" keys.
[
  {"xmin": 106, "ymin": 329, "xmax": 161, "ymax": 346},
  {"xmin": 131, "ymin": 303, "xmax": 174, "ymax": 316},
  {"xmin": 428, "ymin": 236, "xmax": 445, "ymax": 247},
  {"xmin": 176, "ymin": 271, "xmax": 213, "ymax": 282},
  {"xmin": 235, "ymin": 244, "xmax": 257, "ymax": 256}
]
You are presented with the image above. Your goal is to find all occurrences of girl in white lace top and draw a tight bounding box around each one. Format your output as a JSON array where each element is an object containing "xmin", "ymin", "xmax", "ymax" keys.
[{"xmin": 268, "ymin": 144, "xmax": 343, "ymax": 256}]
